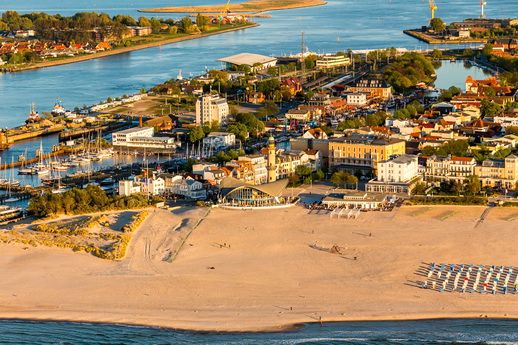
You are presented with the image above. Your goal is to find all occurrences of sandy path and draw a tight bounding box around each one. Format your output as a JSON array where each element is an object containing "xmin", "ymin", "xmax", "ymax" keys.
[{"xmin": 1, "ymin": 205, "xmax": 518, "ymax": 331}]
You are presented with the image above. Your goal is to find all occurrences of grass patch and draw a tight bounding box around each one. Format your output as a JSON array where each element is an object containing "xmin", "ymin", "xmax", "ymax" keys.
[{"xmin": 0, "ymin": 211, "xmax": 150, "ymax": 260}]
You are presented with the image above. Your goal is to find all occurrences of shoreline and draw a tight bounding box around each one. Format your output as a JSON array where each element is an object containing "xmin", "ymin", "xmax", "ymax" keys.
[
  {"xmin": 140, "ymin": 0, "xmax": 327, "ymax": 14},
  {"xmin": 3, "ymin": 23, "xmax": 258, "ymax": 73},
  {"xmin": 0, "ymin": 314, "xmax": 516, "ymax": 334}
]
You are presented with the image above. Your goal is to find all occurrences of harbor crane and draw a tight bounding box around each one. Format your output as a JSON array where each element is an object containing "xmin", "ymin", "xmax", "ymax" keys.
[
  {"xmin": 428, "ymin": 0, "xmax": 438, "ymax": 21},
  {"xmin": 480, "ymin": 0, "xmax": 487, "ymax": 18},
  {"xmin": 221, "ymin": 0, "xmax": 232, "ymax": 16}
]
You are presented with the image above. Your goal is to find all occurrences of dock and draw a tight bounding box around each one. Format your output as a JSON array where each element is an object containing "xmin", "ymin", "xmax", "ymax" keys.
[{"xmin": 403, "ymin": 29, "xmax": 486, "ymax": 45}]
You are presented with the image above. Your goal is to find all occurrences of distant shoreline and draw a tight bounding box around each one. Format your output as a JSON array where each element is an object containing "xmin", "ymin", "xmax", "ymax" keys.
[
  {"xmin": 3, "ymin": 23, "xmax": 258, "ymax": 73},
  {"xmin": 140, "ymin": 0, "xmax": 327, "ymax": 14}
]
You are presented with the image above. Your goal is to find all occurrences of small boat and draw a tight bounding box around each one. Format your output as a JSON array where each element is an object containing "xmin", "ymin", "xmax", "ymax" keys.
[
  {"xmin": 18, "ymin": 167, "xmax": 33, "ymax": 175},
  {"xmin": 0, "ymin": 205, "xmax": 22, "ymax": 222},
  {"xmin": 52, "ymin": 165, "xmax": 68, "ymax": 172},
  {"xmin": 4, "ymin": 197, "xmax": 20, "ymax": 203}
]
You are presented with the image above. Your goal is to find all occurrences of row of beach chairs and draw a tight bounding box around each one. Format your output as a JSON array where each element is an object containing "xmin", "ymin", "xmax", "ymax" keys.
[{"xmin": 421, "ymin": 262, "xmax": 518, "ymax": 295}]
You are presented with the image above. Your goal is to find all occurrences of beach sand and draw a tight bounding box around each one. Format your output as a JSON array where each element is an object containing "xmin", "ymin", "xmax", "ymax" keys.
[{"xmin": 1, "ymin": 205, "xmax": 518, "ymax": 332}]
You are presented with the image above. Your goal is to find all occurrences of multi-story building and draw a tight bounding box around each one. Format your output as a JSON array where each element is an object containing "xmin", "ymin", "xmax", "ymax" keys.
[
  {"xmin": 366, "ymin": 155, "xmax": 420, "ymax": 195},
  {"xmin": 328, "ymin": 134, "xmax": 406, "ymax": 176},
  {"xmin": 195, "ymin": 94, "xmax": 229, "ymax": 126},
  {"xmin": 202, "ymin": 132, "xmax": 236, "ymax": 151},
  {"xmin": 475, "ymin": 155, "xmax": 518, "ymax": 189},
  {"xmin": 345, "ymin": 92, "xmax": 368, "ymax": 106},
  {"xmin": 347, "ymin": 79, "xmax": 392, "ymax": 100},
  {"xmin": 165, "ymin": 175, "xmax": 207, "ymax": 199},
  {"xmin": 118, "ymin": 180, "xmax": 141, "ymax": 196},
  {"xmin": 238, "ymin": 155, "xmax": 268, "ymax": 185},
  {"xmin": 423, "ymin": 156, "xmax": 477, "ymax": 183},
  {"xmin": 285, "ymin": 108, "xmax": 311, "ymax": 122},
  {"xmin": 316, "ymin": 55, "xmax": 351, "ymax": 69},
  {"xmin": 112, "ymin": 127, "xmax": 179, "ymax": 153}
]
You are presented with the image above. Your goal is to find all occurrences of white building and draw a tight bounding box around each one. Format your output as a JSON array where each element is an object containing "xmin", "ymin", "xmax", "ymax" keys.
[
  {"xmin": 285, "ymin": 109, "xmax": 311, "ymax": 121},
  {"xmin": 377, "ymin": 155, "xmax": 419, "ymax": 183},
  {"xmin": 366, "ymin": 155, "xmax": 420, "ymax": 195},
  {"xmin": 345, "ymin": 92, "xmax": 368, "ymax": 106},
  {"xmin": 218, "ymin": 53, "xmax": 277, "ymax": 72},
  {"xmin": 138, "ymin": 176, "xmax": 166, "ymax": 196},
  {"xmin": 195, "ymin": 94, "xmax": 229, "ymax": 126},
  {"xmin": 203, "ymin": 132, "xmax": 236, "ymax": 150},
  {"xmin": 112, "ymin": 127, "xmax": 179, "ymax": 153},
  {"xmin": 118, "ymin": 180, "xmax": 142, "ymax": 196},
  {"xmin": 166, "ymin": 176, "xmax": 206, "ymax": 200},
  {"xmin": 316, "ymin": 55, "xmax": 351, "ymax": 69},
  {"xmin": 493, "ymin": 116, "xmax": 518, "ymax": 128}
]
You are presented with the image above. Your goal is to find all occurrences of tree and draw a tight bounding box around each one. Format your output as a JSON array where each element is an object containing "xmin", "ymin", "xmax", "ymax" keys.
[
  {"xmin": 430, "ymin": 18, "xmax": 446, "ymax": 33},
  {"xmin": 313, "ymin": 169, "xmax": 325, "ymax": 181},
  {"xmin": 138, "ymin": 16, "xmax": 151, "ymax": 27},
  {"xmin": 412, "ymin": 182, "xmax": 428, "ymax": 195},
  {"xmin": 179, "ymin": 16, "xmax": 193, "ymax": 33},
  {"xmin": 431, "ymin": 49, "xmax": 443, "ymax": 60},
  {"xmin": 150, "ymin": 18, "xmax": 161, "ymax": 34},
  {"xmin": 227, "ymin": 122, "xmax": 248, "ymax": 142},
  {"xmin": 464, "ymin": 175, "xmax": 481, "ymax": 196},
  {"xmin": 330, "ymin": 171, "xmax": 358, "ymax": 188},
  {"xmin": 480, "ymin": 99, "xmax": 502, "ymax": 117},
  {"xmin": 196, "ymin": 14, "xmax": 209, "ymax": 31},
  {"xmin": 189, "ymin": 126, "xmax": 205, "ymax": 143}
]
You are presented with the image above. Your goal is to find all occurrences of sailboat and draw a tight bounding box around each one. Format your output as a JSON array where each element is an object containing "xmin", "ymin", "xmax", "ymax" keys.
[
  {"xmin": 5, "ymin": 157, "xmax": 20, "ymax": 203},
  {"xmin": 18, "ymin": 148, "xmax": 32, "ymax": 175}
]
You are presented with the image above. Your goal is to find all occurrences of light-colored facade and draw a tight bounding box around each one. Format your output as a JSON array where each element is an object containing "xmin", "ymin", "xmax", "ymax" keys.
[
  {"xmin": 202, "ymin": 132, "xmax": 236, "ymax": 150},
  {"xmin": 322, "ymin": 192, "xmax": 388, "ymax": 210},
  {"xmin": 118, "ymin": 176, "xmax": 165, "ymax": 196},
  {"xmin": 112, "ymin": 127, "xmax": 178, "ymax": 153},
  {"xmin": 118, "ymin": 180, "xmax": 141, "ymax": 196},
  {"xmin": 316, "ymin": 55, "xmax": 351, "ymax": 69},
  {"xmin": 346, "ymin": 92, "xmax": 368, "ymax": 106},
  {"xmin": 366, "ymin": 155, "xmax": 420, "ymax": 195},
  {"xmin": 347, "ymin": 79, "xmax": 392, "ymax": 100},
  {"xmin": 424, "ymin": 156, "xmax": 477, "ymax": 183},
  {"xmin": 195, "ymin": 94, "xmax": 229, "ymax": 126},
  {"xmin": 285, "ymin": 109, "xmax": 311, "ymax": 121},
  {"xmin": 475, "ymin": 155, "xmax": 518, "ymax": 189},
  {"xmin": 166, "ymin": 175, "xmax": 207, "ymax": 199},
  {"xmin": 329, "ymin": 134, "xmax": 406, "ymax": 175},
  {"xmin": 238, "ymin": 155, "xmax": 268, "ymax": 185}
]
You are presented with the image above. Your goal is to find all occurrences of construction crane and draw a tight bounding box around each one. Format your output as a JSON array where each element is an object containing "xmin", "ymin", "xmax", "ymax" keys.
[
  {"xmin": 222, "ymin": 0, "xmax": 232, "ymax": 16},
  {"xmin": 428, "ymin": 0, "xmax": 438, "ymax": 21},
  {"xmin": 480, "ymin": 0, "xmax": 487, "ymax": 18}
]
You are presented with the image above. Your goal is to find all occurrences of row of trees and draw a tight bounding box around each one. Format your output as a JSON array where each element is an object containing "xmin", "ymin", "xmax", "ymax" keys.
[
  {"xmin": 337, "ymin": 111, "xmax": 387, "ymax": 130},
  {"xmin": 393, "ymin": 100, "xmax": 425, "ymax": 120},
  {"xmin": 413, "ymin": 176, "xmax": 482, "ymax": 197},
  {"xmin": 0, "ymin": 11, "xmax": 208, "ymax": 44},
  {"xmin": 28, "ymin": 186, "xmax": 161, "ymax": 217}
]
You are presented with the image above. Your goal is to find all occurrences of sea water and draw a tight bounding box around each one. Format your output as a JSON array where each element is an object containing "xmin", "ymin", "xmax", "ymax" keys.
[{"xmin": 1, "ymin": 318, "xmax": 518, "ymax": 344}]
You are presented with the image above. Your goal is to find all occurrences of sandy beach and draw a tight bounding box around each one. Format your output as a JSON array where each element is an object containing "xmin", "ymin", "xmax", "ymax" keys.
[
  {"xmin": 5, "ymin": 24, "xmax": 258, "ymax": 73},
  {"xmin": 141, "ymin": 0, "xmax": 327, "ymax": 14},
  {"xmin": 1, "ymin": 204, "xmax": 518, "ymax": 332}
]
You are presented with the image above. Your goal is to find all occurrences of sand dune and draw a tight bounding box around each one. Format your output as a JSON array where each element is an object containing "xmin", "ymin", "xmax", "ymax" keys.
[{"xmin": 1, "ymin": 205, "xmax": 518, "ymax": 331}]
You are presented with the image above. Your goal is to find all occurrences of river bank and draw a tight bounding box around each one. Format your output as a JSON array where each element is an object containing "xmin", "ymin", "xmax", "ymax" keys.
[
  {"xmin": 2, "ymin": 23, "xmax": 258, "ymax": 73},
  {"xmin": 1, "ymin": 205, "xmax": 518, "ymax": 332}
]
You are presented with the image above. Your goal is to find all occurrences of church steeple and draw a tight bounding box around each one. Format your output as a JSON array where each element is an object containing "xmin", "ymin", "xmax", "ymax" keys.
[{"xmin": 267, "ymin": 135, "xmax": 276, "ymax": 183}]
